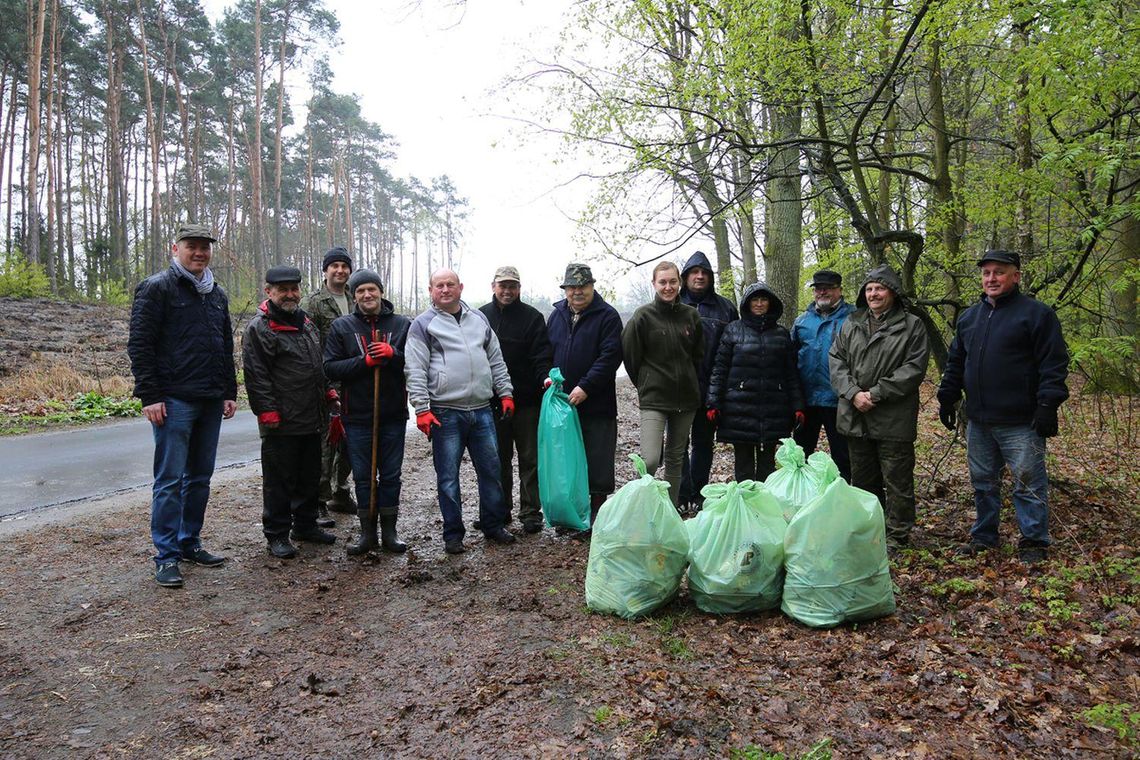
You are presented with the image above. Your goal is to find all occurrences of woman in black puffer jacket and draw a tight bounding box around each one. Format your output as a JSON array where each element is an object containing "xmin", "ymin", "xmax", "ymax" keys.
[{"xmin": 707, "ymin": 282, "xmax": 805, "ymax": 481}]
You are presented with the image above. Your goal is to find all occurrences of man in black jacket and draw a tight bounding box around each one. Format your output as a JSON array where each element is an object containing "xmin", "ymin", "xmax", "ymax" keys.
[
  {"xmin": 128, "ymin": 223, "xmax": 238, "ymax": 588},
  {"xmin": 938, "ymin": 251, "xmax": 1069, "ymax": 564},
  {"xmin": 243, "ymin": 266, "xmax": 338, "ymax": 559},
  {"xmin": 480, "ymin": 266, "xmax": 553, "ymax": 534},
  {"xmin": 677, "ymin": 251, "xmax": 738, "ymax": 508}
]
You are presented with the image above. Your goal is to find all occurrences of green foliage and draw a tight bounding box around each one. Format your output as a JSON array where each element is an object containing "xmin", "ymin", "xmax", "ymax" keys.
[
  {"xmin": 1069, "ymin": 336, "xmax": 1139, "ymax": 394},
  {"xmin": 730, "ymin": 738, "xmax": 833, "ymax": 760},
  {"xmin": 591, "ymin": 705, "xmax": 613, "ymax": 724},
  {"xmin": 1081, "ymin": 703, "xmax": 1140, "ymax": 747},
  {"xmin": 0, "ymin": 252, "xmax": 52, "ymax": 298},
  {"xmin": 929, "ymin": 577, "xmax": 986, "ymax": 597}
]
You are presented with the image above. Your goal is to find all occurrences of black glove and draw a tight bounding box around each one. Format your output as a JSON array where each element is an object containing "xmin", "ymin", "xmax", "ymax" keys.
[
  {"xmin": 1031, "ymin": 405, "xmax": 1059, "ymax": 438},
  {"xmin": 938, "ymin": 405, "xmax": 956, "ymax": 431}
]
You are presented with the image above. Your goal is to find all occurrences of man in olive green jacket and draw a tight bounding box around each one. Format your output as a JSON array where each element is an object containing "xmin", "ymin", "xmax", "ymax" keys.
[
  {"xmin": 301, "ymin": 246, "xmax": 355, "ymax": 519},
  {"xmin": 829, "ymin": 265, "xmax": 930, "ymax": 550}
]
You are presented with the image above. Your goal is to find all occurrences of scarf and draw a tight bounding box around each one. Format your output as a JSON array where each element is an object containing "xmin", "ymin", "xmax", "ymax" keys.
[{"xmin": 171, "ymin": 257, "xmax": 215, "ymax": 295}]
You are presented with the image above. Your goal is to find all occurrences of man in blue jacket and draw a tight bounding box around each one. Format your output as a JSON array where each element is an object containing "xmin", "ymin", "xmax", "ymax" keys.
[
  {"xmin": 547, "ymin": 263, "xmax": 624, "ymax": 523},
  {"xmin": 128, "ymin": 223, "xmax": 238, "ymax": 588},
  {"xmin": 677, "ymin": 251, "xmax": 738, "ymax": 508},
  {"xmin": 791, "ymin": 269, "xmax": 854, "ymax": 481},
  {"xmin": 938, "ymin": 250, "xmax": 1069, "ymax": 564}
]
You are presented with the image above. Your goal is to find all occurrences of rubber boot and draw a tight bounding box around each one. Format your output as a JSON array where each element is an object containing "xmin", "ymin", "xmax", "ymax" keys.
[
  {"xmin": 379, "ymin": 512, "xmax": 408, "ymax": 553},
  {"xmin": 347, "ymin": 510, "xmax": 379, "ymax": 556}
]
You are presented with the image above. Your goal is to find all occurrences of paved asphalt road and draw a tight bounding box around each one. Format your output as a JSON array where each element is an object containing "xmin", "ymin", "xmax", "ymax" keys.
[{"xmin": 0, "ymin": 414, "xmax": 263, "ymax": 519}]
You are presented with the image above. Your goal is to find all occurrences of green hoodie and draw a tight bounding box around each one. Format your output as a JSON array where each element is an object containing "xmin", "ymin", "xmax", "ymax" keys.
[{"xmin": 621, "ymin": 297, "xmax": 704, "ymax": 411}]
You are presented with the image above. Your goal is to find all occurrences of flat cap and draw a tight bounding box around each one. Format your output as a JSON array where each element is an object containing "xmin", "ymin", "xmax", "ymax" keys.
[
  {"xmin": 808, "ymin": 269, "xmax": 843, "ymax": 288},
  {"xmin": 265, "ymin": 265, "xmax": 302, "ymax": 284},
  {"xmin": 976, "ymin": 250, "xmax": 1021, "ymax": 268},
  {"xmin": 560, "ymin": 263, "xmax": 595, "ymax": 288},
  {"xmin": 174, "ymin": 223, "xmax": 217, "ymax": 243},
  {"xmin": 493, "ymin": 265, "xmax": 521, "ymax": 284}
]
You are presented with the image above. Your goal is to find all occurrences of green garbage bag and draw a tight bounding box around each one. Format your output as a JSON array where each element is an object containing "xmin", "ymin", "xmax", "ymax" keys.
[
  {"xmin": 585, "ymin": 455, "xmax": 690, "ymax": 619},
  {"xmin": 781, "ymin": 477, "xmax": 896, "ymax": 628},
  {"xmin": 764, "ymin": 438, "xmax": 840, "ymax": 521},
  {"xmin": 686, "ymin": 480, "xmax": 786, "ymax": 613},
  {"xmin": 538, "ymin": 368, "xmax": 590, "ymax": 531}
]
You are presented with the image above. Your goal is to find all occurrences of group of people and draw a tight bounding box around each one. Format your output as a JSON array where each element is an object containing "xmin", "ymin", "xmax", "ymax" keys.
[{"xmin": 128, "ymin": 223, "xmax": 1068, "ymax": 589}]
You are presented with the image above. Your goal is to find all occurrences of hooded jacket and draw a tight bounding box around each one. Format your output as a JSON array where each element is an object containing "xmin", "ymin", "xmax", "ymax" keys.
[
  {"xmin": 707, "ymin": 282, "xmax": 804, "ymax": 444},
  {"xmin": 829, "ymin": 265, "xmax": 931, "ymax": 442},
  {"xmin": 323, "ymin": 299, "xmax": 411, "ymax": 425},
  {"xmin": 404, "ymin": 301, "xmax": 513, "ymax": 414},
  {"xmin": 621, "ymin": 296, "xmax": 703, "ymax": 412},
  {"xmin": 479, "ymin": 297, "xmax": 554, "ymax": 408},
  {"xmin": 792, "ymin": 297, "xmax": 855, "ymax": 407},
  {"xmin": 547, "ymin": 291, "xmax": 624, "ymax": 418},
  {"xmin": 242, "ymin": 300, "xmax": 328, "ymax": 437},
  {"xmin": 937, "ymin": 285, "xmax": 1069, "ymax": 425},
  {"xmin": 679, "ymin": 251, "xmax": 739, "ymax": 399}
]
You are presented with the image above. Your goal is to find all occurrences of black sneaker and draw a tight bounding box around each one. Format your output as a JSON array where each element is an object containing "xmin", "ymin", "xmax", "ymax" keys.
[
  {"xmin": 268, "ymin": 537, "xmax": 297, "ymax": 559},
  {"xmin": 182, "ymin": 547, "xmax": 226, "ymax": 567},
  {"xmin": 1019, "ymin": 546, "xmax": 1048, "ymax": 565},
  {"xmin": 155, "ymin": 561, "xmax": 183, "ymax": 588},
  {"xmin": 444, "ymin": 539, "xmax": 466, "ymax": 555},
  {"xmin": 316, "ymin": 505, "xmax": 336, "ymax": 529},
  {"xmin": 522, "ymin": 519, "xmax": 544, "ymax": 535},
  {"xmin": 291, "ymin": 527, "xmax": 336, "ymax": 544},
  {"xmin": 955, "ymin": 541, "xmax": 995, "ymax": 557},
  {"xmin": 485, "ymin": 528, "xmax": 517, "ymax": 545}
]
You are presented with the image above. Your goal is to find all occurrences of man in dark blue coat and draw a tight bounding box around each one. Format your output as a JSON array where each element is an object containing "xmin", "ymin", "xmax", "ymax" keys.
[
  {"xmin": 128, "ymin": 223, "xmax": 238, "ymax": 589},
  {"xmin": 677, "ymin": 251, "xmax": 738, "ymax": 508},
  {"xmin": 938, "ymin": 250, "xmax": 1069, "ymax": 564},
  {"xmin": 546, "ymin": 263, "xmax": 623, "ymax": 521}
]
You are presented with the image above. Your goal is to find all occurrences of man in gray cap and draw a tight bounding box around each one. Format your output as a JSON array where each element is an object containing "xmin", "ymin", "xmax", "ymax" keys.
[
  {"xmin": 128, "ymin": 223, "xmax": 238, "ymax": 588},
  {"xmin": 479, "ymin": 266, "xmax": 553, "ymax": 534},
  {"xmin": 792, "ymin": 269, "xmax": 855, "ymax": 481},
  {"xmin": 243, "ymin": 265, "xmax": 338, "ymax": 559},
  {"xmin": 302, "ymin": 245, "xmax": 355, "ymax": 526},
  {"xmin": 546, "ymin": 262, "xmax": 624, "ymax": 527},
  {"xmin": 938, "ymin": 250, "xmax": 1069, "ymax": 564}
]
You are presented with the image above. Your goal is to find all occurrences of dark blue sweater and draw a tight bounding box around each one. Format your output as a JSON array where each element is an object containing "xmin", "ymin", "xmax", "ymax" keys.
[
  {"xmin": 938, "ymin": 287, "xmax": 1069, "ymax": 424},
  {"xmin": 547, "ymin": 293, "xmax": 623, "ymax": 418}
]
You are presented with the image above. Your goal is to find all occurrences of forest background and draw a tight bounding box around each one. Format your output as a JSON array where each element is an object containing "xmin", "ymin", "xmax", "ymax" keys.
[{"xmin": 0, "ymin": 0, "xmax": 1137, "ymax": 387}]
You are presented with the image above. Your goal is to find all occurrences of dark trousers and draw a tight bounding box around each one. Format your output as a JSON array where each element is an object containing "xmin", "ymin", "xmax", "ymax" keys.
[
  {"xmin": 317, "ymin": 431, "xmax": 353, "ymax": 504},
  {"xmin": 792, "ymin": 405, "xmax": 851, "ymax": 482},
  {"xmin": 579, "ymin": 414, "xmax": 617, "ymax": 497},
  {"xmin": 679, "ymin": 411, "xmax": 715, "ymax": 505},
  {"xmin": 261, "ymin": 433, "xmax": 321, "ymax": 539},
  {"xmin": 732, "ymin": 441, "xmax": 778, "ymax": 482},
  {"xmin": 847, "ymin": 436, "xmax": 916, "ymax": 545},
  {"xmin": 495, "ymin": 404, "xmax": 541, "ymax": 522}
]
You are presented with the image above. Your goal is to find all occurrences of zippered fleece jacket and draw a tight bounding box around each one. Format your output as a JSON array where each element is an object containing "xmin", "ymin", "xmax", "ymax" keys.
[
  {"xmin": 621, "ymin": 297, "xmax": 703, "ymax": 412},
  {"xmin": 404, "ymin": 301, "xmax": 513, "ymax": 415}
]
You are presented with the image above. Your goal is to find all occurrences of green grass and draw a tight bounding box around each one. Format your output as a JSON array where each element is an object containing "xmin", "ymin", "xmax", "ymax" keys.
[{"xmin": 730, "ymin": 738, "xmax": 833, "ymax": 760}]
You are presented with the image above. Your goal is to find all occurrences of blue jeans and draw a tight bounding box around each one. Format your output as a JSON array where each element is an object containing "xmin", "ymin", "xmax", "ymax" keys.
[
  {"xmin": 344, "ymin": 420, "xmax": 406, "ymax": 517},
  {"xmin": 150, "ymin": 397, "xmax": 223, "ymax": 564},
  {"xmin": 966, "ymin": 421, "xmax": 1050, "ymax": 547},
  {"xmin": 432, "ymin": 406, "xmax": 507, "ymax": 542}
]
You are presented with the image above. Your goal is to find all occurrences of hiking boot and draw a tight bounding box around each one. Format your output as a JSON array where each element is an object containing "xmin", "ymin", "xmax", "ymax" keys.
[
  {"xmin": 327, "ymin": 493, "xmax": 356, "ymax": 514},
  {"xmin": 182, "ymin": 547, "xmax": 225, "ymax": 567},
  {"xmin": 347, "ymin": 510, "xmax": 379, "ymax": 557},
  {"xmin": 522, "ymin": 519, "xmax": 544, "ymax": 535},
  {"xmin": 1019, "ymin": 546, "xmax": 1048, "ymax": 565},
  {"xmin": 291, "ymin": 527, "xmax": 336, "ymax": 545},
  {"xmin": 316, "ymin": 505, "xmax": 336, "ymax": 529},
  {"xmin": 485, "ymin": 527, "xmax": 516, "ymax": 545},
  {"xmin": 955, "ymin": 541, "xmax": 995, "ymax": 557},
  {"xmin": 268, "ymin": 537, "xmax": 297, "ymax": 559},
  {"xmin": 444, "ymin": 539, "xmax": 466, "ymax": 555},
  {"xmin": 379, "ymin": 513, "xmax": 408, "ymax": 553},
  {"xmin": 155, "ymin": 561, "xmax": 183, "ymax": 588}
]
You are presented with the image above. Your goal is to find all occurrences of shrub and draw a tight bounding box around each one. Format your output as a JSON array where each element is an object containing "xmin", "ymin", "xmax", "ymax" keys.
[{"xmin": 0, "ymin": 251, "xmax": 52, "ymax": 298}]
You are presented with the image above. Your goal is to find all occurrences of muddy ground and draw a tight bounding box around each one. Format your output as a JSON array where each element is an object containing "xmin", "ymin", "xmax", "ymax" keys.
[{"xmin": 0, "ymin": 298, "xmax": 1137, "ymax": 758}]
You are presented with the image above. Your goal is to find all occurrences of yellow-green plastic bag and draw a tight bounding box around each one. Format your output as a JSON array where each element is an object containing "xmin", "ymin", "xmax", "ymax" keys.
[
  {"xmin": 685, "ymin": 481, "xmax": 786, "ymax": 613},
  {"xmin": 538, "ymin": 367, "xmax": 590, "ymax": 531},
  {"xmin": 585, "ymin": 455, "xmax": 690, "ymax": 619},
  {"xmin": 781, "ymin": 477, "xmax": 896, "ymax": 628},
  {"xmin": 764, "ymin": 438, "xmax": 840, "ymax": 521}
]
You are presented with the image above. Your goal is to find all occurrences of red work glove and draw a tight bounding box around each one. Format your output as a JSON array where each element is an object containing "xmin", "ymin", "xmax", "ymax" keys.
[
  {"xmin": 706, "ymin": 408, "xmax": 719, "ymax": 425},
  {"xmin": 416, "ymin": 410, "xmax": 441, "ymax": 439},
  {"xmin": 794, "ymin": 410, "xmax": 806, "ymax": 428},
  {"xmin": 258, "ymin": 411, "xmax": 281, "ymax": 427},
  {"xmin": 500, "ymin": 397, "xmax": 515, "ymax": 419},
  {"xmin": 365, "ymin": 341, "xmax": 394, "ymax": 367},
  {"xmin": 327, "ymin": 413, "xmax": 345, "ymax": 446},
  {"xmin": 543, "ymin": 378, "xmax": 553, "ymax": 389}
]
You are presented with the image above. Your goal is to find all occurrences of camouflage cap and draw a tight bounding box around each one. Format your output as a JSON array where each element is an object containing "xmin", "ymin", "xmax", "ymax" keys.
[
  {"xmin": 493, "ymin": 265, "xmax": 521, "ymax": 284},
  {"xmin": 560, "ymin": 263, "xmax": 595, "ymax": 288},
  {"xmin": 174, "ymin": 223, "xmax": 217, "ymax": 243}
]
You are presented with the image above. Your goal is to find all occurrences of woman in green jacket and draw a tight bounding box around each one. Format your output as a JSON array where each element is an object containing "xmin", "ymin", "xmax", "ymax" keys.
[{"xmin": 622, "ymin": 261, "xmax": 704, "ymax": 506}]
